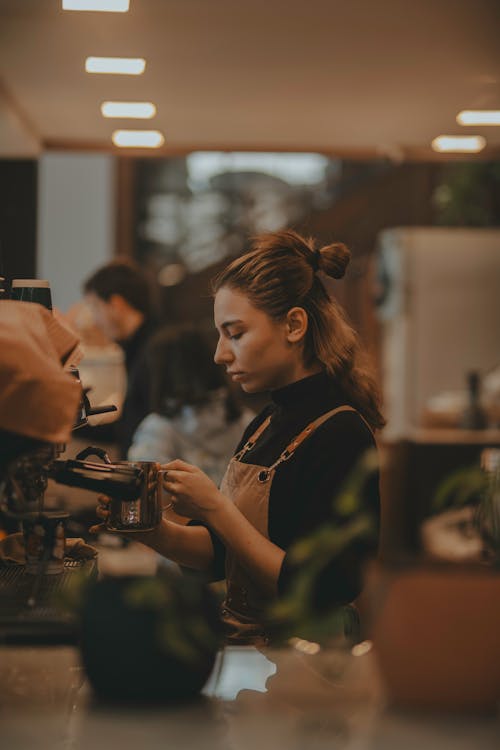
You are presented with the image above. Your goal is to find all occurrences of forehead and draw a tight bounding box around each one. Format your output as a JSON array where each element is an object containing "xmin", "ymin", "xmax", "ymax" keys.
[{"xmin": 214, "ymin": 287, "xmax": 263, "ymax": 327}]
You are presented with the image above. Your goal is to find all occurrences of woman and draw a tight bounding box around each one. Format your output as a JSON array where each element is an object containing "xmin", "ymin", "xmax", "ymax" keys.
[
  {"xmin": 128, "ymin": 326, "xmax": 254, "ymax": 485},
  {"xmin": 94, "ymin": 230, "xmax": 384, "ymax": 643}
]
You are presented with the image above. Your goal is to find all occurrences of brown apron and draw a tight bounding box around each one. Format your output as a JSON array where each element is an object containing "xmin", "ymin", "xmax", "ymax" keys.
[{"xmin": 219, "ymin": 404, "xmax": 360, "ymax": 644}]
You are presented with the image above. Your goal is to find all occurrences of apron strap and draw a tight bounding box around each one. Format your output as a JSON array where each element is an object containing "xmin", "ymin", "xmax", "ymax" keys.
[
  {"xmin": 233, "ymin": 414, "xmax": 273, "ymax": 462},
  {"xmin": 233, "ymin": 403, "xmax": 372, "ymax": 478},
  {"xmin": 258, "ymin": 405, "xmax": 368, "ymax": 482},
  {"xmin": 269, "ymin": 404, "xmax": 357, "ymax": 467}
]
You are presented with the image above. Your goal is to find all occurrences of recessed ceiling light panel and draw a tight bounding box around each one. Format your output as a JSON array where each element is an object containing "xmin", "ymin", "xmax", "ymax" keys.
[
  {"xmin": 85, "ymin": 57, "xmax": 145, "ymax": 75},
  {"xmin": 431, "ymin": 135, "xmax": 486, "ymax": 153},
  {"xmin": 101, "ymin": 101, "xmax": 156, "ymax": 119},
  {"xmin": 112, "ymin": 130, "xmax": 165, "ymax": 148},
  {"xmin": 457, "ymin": 110, "xmax": 500, "ymax": 126},
  {"xmin": 63, "ymin": 0, "xmax": 129, "ymax": 10}
]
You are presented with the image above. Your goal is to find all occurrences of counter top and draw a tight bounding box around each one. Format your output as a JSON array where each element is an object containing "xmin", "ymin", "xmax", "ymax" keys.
[
  {"xmin": 1, "ymin": 642, "xmax": 498, "ymax": 750},
  {"xmin": 384, "ymin": 428, "xmax": 500, "ymax": 445}
]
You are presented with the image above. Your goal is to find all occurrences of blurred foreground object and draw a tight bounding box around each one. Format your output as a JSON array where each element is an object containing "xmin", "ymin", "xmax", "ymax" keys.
[
  {"xmin": 0, "ymin": 301, "xmax": 80, "ymax": 445},
  {"xmin": 267, "ymin": 449, "xmax": 379, "ymax": 645},
  {"xmin": 74, "ymin": 572, "xmax": 222, "ymax": 702}
]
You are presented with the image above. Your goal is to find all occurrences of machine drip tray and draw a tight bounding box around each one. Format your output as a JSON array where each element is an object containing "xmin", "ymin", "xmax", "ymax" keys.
[{"xmin": 0, "ymin": 558, "xmax": 97, "ymax": 645}]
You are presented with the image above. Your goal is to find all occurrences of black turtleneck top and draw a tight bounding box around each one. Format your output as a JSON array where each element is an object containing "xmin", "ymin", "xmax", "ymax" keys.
[{"xmin": 202, "ymin": 371, "xmax": 380, "ymax": 602}]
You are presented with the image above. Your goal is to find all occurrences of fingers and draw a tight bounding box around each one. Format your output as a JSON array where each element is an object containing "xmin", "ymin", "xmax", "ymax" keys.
[
  {"xmin": 162, "ymin": 471, "xmax": 184, "ymax": 487},
  {"xmin": 161, "ymin": 459, "xmax": 196, "ymax": 472},
  {"xmin": 95, "ymin": 494, "xmax": 110, "ymax": 523}
]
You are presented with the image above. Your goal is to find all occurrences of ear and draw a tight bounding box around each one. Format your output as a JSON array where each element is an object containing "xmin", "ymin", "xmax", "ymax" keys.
[
  {"xmin": 285, "ymin": 307, "xmax": 308, "ymax": 344},
  {"xmin": 108, "ymin": 293, "xmax": 127, "ymax": 313}
]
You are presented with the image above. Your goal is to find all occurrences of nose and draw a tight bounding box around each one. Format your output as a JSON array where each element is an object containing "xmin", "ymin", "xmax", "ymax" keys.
[{"xmin": 214, "ymin": 335, "xmax": 233, "ymax": 365}]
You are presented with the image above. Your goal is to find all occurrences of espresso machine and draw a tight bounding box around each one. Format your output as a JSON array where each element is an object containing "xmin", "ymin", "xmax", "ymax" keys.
[
  {"xmin": 2, "ymin": 371, "xmax": 129, "ymax": 511},
  {"xmin": 0, "ymin": 372, "xmax": 160, "ymax": 644}
]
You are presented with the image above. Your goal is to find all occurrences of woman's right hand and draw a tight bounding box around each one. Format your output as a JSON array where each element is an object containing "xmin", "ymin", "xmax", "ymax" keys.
[{"xmin": 89, "ymin": 495, "xmax": 158, "ymax": 543}]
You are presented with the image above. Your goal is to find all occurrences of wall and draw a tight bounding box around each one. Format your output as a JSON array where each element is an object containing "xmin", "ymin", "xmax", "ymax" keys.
[
  {"xmin": 37, "ymin": 152, "xmax": 115, "ymax": 312},
  {"xmin": 0, "ymin": 159, "xmax": 37, "ymax": 281}
]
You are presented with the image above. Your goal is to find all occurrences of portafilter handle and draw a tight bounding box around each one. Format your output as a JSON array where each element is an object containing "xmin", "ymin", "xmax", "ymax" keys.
[{"xmin": 70, "ymin": 368, "xmax": 117, "ymax": 429}]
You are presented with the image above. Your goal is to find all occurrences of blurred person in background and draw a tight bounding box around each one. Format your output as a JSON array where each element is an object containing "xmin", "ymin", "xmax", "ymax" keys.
[
  {"xmin": 128, "ymin": 326, "xmax": 254, "ymax": 484},
  {"xmin": 83, "ymin": 259, "xmax": 158, "ymax": 458}
]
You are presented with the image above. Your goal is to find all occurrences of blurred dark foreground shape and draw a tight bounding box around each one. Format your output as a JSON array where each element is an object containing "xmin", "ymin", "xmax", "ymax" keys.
[{"xmin": 75, "ymin": 571, "xmax": 223, "ymax": 704}]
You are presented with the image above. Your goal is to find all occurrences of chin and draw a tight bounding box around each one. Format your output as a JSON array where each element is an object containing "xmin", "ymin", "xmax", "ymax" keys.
[{"xmin": 240, "ymin": 381, "xmax": 259, "ymax": 394}]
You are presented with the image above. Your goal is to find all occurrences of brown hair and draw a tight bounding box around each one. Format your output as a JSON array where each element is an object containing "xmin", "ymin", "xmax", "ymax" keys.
[{"xmin": 212, "ymin": 230, "xmax": 385, "ymax": 431}]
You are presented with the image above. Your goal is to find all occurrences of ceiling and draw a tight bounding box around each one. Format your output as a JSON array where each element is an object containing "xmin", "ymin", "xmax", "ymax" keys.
[{"xmin": 1, "ymin": 0, "xmax": 500, "ymax": 158}]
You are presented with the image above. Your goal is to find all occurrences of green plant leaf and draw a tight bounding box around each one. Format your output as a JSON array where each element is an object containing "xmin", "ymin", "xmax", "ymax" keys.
[{"xmin": 432, "ymin": 466, "xmax": 486, "ymax": 513}]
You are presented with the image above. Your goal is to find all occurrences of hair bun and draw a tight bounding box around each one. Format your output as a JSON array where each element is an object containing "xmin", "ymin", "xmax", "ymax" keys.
[{"xmin": 318, "ymin": 242, "xmax": 350, "ymax": 280}]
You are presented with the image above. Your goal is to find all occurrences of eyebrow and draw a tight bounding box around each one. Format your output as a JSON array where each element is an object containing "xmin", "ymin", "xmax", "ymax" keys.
[{"xmin": 220, "ymin": 319, "xmax": 243, "ymax": 330}]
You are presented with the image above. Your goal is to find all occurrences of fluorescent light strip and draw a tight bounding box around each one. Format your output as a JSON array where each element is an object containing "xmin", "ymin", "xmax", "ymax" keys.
[
  {"xmin": 431, "ymin": 135, "xmax": 486, "ymax": 153},
  {"xmin": 85, "ymin": 57, "xmax": 145, "ymax": 75},
  {"xmin": 457, "ymin": 110, "xmax": 500, "ymax": 126},
  {"xmin": 101, "ymin": 101, "xmax": 156, "ymax": 119},
  {"xmin": 63, "ymin": 0, "xmax": 129, "ymax": 10},
  {"xmin": 112, "ymin": 130, "xmax": 165, "ymax": 148}
]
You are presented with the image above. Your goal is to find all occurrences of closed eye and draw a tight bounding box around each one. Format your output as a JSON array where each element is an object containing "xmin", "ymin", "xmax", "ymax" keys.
[{"xmin": 229, "ymin": 332, "xmax": 243, "ymax": 340}]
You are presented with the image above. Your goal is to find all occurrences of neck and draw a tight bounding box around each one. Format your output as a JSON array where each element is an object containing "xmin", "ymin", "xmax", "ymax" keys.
[
  {"xmin": 294, "ymin": 361, "xmax": 325, "ymax": 382},
  {"xmin": 282, "ymin": 360, "xmax": 324, "ymax": 388}
]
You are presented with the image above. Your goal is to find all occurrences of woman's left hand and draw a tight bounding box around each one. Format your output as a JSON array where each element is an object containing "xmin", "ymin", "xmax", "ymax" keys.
[{"xmin": 161, "ymin": 459, "xmax": 225, "ymax": 521}]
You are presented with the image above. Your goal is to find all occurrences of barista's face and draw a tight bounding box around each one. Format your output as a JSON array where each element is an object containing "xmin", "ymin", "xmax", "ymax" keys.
[
  {"xmin": 85, "ymin": 292, "xmax": 124, "ymax": 342},
  {"xmin": 214, "ymin": 286, "xmax": 309, "ymax": 393}
]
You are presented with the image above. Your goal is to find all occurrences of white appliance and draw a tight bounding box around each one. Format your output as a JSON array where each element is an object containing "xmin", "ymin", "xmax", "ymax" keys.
[{"xmin": 375, "ymin": 227, "xmax": 500, "ymax": 440}]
